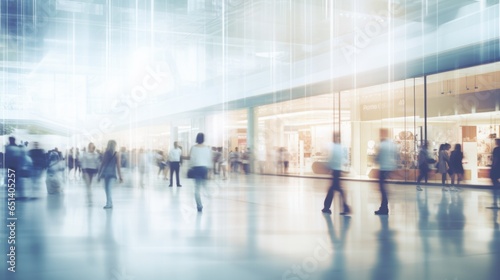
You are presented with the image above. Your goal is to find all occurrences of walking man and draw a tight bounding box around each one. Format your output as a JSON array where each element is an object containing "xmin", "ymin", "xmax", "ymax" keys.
[
  {"xmin": 168, "ymin": 141, "xmax": 183, "ymax": 187},
  {"xmin": 321, "ymin": 132, "xmax": 351, "ymax": 215},
  {"xmin": 374, "ymin": 128, "xmax": 398, "ymax": 215}
]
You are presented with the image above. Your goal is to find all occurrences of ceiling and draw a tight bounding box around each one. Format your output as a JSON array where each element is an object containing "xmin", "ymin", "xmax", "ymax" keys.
[{"xmin": 0, "ymin": 0, "xmax": 494, "ymax": 135}]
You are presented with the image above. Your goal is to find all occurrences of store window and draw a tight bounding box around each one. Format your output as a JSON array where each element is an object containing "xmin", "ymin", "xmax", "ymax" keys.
[
  {"xmin": 245, "ymin": 62, "xmax": 500, "ymax": 185},
  {"xmin": 427, "ymin": 63, "xmax": 500, "ymax": 184}
]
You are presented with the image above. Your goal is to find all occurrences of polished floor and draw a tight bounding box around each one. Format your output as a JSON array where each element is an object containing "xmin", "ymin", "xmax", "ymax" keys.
[{"xmin": 1, "ymin": 171, "xmax": 500, "ymax": 280}]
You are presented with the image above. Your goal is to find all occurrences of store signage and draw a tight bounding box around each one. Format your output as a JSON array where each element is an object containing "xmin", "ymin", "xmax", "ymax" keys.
[
  {"xmin": 360, "ymin": 95, "xmax": 416, "ymax": 121},
  {"xmin": 428, "ymin": 89, "xmax": 500, "ymax": 117}
]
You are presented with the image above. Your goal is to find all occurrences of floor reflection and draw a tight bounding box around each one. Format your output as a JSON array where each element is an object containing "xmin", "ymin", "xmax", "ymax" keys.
[
  {"xmin": 1, "ymin": 175, "xmax": 500, "ymax": 280},
  {"xmin": 370, "ymin": 216, "xmax": 399, "ymax": 280},
  {"xmin": 321, "ymin": 214, "xmax": 351, "ymax": 280}
]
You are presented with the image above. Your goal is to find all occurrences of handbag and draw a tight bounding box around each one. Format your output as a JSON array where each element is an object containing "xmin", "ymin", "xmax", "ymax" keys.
[{"xmin": 187, "ymin": 167, "xmax": 196, "ymax": 179}]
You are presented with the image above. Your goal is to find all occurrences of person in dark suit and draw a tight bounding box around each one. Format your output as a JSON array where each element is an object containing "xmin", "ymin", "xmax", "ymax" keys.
[
  {"xmin": 490, "ymin": 139, "xmax": 500, "ymax": 209},
  {"xmin": 168, "ymin": 141, "xmax": 183, "ymax": 187},
  {"xmin": 29, "ymin": 141, "xmax": 47, "ymax": 185},
  {"xmin": 416, "ymin": 141, "xmax": 433, "ymax": 191}
]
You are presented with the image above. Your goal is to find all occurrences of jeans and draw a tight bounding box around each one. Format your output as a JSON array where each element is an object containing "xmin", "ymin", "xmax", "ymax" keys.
[
  {"xmin": 323, "ymin": 170, "xmax": 348, "ymax": 211},
  {"xmin": 104, "ymin": 177, "xmax": 116, "ymax": 207},
  {"xmin": 379, "ymin": 170, "xmax": 390, "ymax": 211},
  {"xmin": 192, "ymin": 166, "xmax": 208, "ymax": 209},
  {"xmin": 416, "ymin": 164, "xmax": 429, "ymax": 184},
  {"xmin": 170, "ymin": 162, "xmax": 181, "ymax": 186}
]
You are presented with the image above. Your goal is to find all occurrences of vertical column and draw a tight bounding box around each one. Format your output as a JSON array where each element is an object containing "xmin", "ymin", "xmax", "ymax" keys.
[
  {"xmin": 247, "ymin": 107, "xmax": 256, "ymax": 172},
  {"xmin": 351, "ymin": 91, "xmax": 362, "ymax": 177},
  {"xmin": 424, "ymin": 75, "xmax": 428, "ymax": 144},
  {"xmin": 247, "ymin": 107, "xmax": 255, "ymax": 150},
  {"xmin": 170, "ymin": 126, "xmax": 178, "ymax": 144}
]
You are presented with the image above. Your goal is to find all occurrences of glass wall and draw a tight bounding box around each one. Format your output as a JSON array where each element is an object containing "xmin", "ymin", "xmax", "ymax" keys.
[
  {"xmin": 166, "ymin": 62, "xmax": 500, "ymax": 186},
  {"xmin": 249, "ymin": 61, "xmax": 500, "ymax": 185},
  {"xmin": 426, "ymin": 63, "xmax": 500, "ymax": 184}
]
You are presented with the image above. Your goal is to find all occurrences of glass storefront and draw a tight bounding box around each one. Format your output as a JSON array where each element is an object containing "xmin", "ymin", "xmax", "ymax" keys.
[
  {"xmin": 160, "ymin": 62, "xmax": 500, "ymax": 186},
  {"xmin": 243, "ymin": 61, "xmax": 500, "ymax": 185}
]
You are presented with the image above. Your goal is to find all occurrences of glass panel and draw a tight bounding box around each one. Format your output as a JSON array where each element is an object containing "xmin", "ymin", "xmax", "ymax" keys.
[{"xmin": 427, "ymin": 62, "xmax": 500, "ymax": 184}]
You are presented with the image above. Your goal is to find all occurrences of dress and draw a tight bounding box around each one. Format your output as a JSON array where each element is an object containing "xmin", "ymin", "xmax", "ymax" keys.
[
  {"xmin": 491, "ymin": 147, "xmax": 500, "ymax": 181},
  {"xmin": 449, "ymin": 150, "xmax": 464, "ymax": 175}
]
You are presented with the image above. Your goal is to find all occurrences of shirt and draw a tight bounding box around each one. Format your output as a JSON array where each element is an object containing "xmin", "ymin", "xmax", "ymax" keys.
[
  {"xmin": 376, "ymin": 140, "xmax": 398, "ymax": 171},
  {"xmin": 189, "ymin": 145, "xmax": 212, "ymax": 167},
  {"xmin": 80, "ymin": 151, "xmax": 101, "ymax": 169},
  {"xmin": 328, "ymin": 142, "xmax": 345, "ymax": 171},
  {"xmin": 168, "ymin": 147, "xmax": 182, "ymax": 162}
]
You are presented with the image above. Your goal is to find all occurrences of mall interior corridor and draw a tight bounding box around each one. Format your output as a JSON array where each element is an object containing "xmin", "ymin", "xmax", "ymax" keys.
[{"xmin": 1, "ymin": 173, "xmax": 499, "ymax": 280}]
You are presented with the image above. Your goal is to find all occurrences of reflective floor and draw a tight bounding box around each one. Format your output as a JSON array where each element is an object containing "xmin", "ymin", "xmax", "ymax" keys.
[{"xmin": 1, "ymin": 172, "xmax": 500, "ymax": 280}]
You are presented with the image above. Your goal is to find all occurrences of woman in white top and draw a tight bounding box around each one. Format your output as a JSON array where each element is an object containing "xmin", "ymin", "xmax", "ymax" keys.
[
  {"xmin": 80, "ymin": 142, "xmax": 101, "ymax": 204},
  {"xmin": 189, "ymin": 133, "xmax": 212, "ymax": 212}
]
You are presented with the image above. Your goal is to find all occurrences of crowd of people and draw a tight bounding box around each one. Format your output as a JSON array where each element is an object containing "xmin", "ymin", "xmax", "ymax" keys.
[
  {"xmin": 1, "ymin": 134, "xmax": 255, "ymax": 211},
  {"xmin": 3, "ymin": 131, "xmax": 500, "ymax": 213},
  {"xmin": 321, "ymin": 128, "xmax": 500, "ymax": 216}
]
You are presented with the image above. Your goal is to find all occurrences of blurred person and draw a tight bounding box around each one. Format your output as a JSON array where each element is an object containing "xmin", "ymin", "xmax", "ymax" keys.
[
  {"xmin": 490, "ymin": 139, "xmax": 500, "ymax": 209},
  {"xmin": 29, "ymin": 141, "xmax": 47, "ymax": 186},
  {"xmin": 237, "ymin": 147, "xmax": 244, "ymax": 173},
  {"xmin": 120, "ymin": 147, "xmax": 129, "ymax": 169},
  {"xmin": 138, "ymin": 148, "xmax": 149, "ymax": 188},
  {"xmin": 97, "ymin": 140, "xmax": 123, "ymax": 209},
  {"xmin": 321, "ymin": 132, "xmax": 350, "ymax": 215},
  {"xmin": 46, "ymin": 148, "xmax": 65, "ymax": 194},
  {"xmin": 217, "ymin": 147, "xmax": 227, "ymax": 180},
  {"xmin": 374, "ymin": 128, "xmax": 398, "ymax": 215},
  {"xmin": 212, "ymin": 146, "xmax": 221, "ymax": 175},
  {"xmin": 155, "ymin": 150, "xmax": 167, "ymax": 180},
  {"xmin": 52, "ymin": 147, "xmax": 63, "ymax": 160},
  {"xmin": 449, "ymin": 143, "xmax": 464, "ymax": 191},
  {"xmin": 80, "ymin": 142, "xmax": 101, "ymax": 205},
  {"xmin": 67, "ymin": 148, "xmax": 75, "ymax": 180},
  {"xmin": 277, "ymin": 147, "xmax": 284, "ymax": 174},
  {"xmin": 5, "ymin": 137, "xmax": 28, "ymax": 197},
  {"xmin": 242, "ymin": 147, "xmax": 252, "ymax": 174},
  {"xmin": 437, "ymin": 143, "xmax": 451, "ymax": 191},
  {"xmin": 189, "ymin": 132, "xmax": 212, "ymax": 212},
  {"xmin": 4, "ymin": 137, "xmax": 20, "ymax": 177},
  {"xmin": 416, "ymin": 141, "xmax": 434, "ymax": 191},
  {"xmin": 75, "ymin": 147, "xmax": 82, "ymax": 180},
  {"xmin": 120, "ymin": 147, "xmax": 131, "ymax": 187},
  {"xmin": 229, "ymin": 148, "xmax": 239, "ymax": 173},
  {"xmin": 168, "ymin": 141, "xmax": 183, "ymax": 187},
  {"xmin": 283, "ymin": 148, "xmax": 290, "ymax": 174},
  {"xmin": 130, "ymin": 148, "xmax": 138, "ymax": 170}
]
